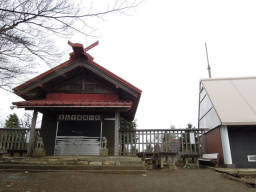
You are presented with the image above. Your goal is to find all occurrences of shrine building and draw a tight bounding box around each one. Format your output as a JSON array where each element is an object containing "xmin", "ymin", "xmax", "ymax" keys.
[{"xmin": 12, "ymin": 41, "xmax": 142, "ymax": 156}]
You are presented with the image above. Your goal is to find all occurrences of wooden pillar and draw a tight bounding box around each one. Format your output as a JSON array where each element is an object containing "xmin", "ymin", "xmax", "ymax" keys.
[
  {"xmin": 27, "ymin": 110, "xmax": 38, "ymax": 156},
  {"xmin": 114, "ymin": 111, "xmax": 120, "ymax": 156},
  {"xmin": 100, "ymin": 118, "xmax": 103, "ymax": 148}
]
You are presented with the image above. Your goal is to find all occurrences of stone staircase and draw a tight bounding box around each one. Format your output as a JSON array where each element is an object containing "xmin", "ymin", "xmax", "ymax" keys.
[{"xmin": 0, "ymin": 156, "xmax": 146, "ymax": 174}]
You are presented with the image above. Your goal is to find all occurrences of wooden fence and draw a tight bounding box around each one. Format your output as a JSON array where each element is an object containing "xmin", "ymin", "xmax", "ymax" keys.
[
  {"xmin": 0, "ymin": 128, "xmax": 40, "ymax": 154},
  {"xmin": 1, "ymin": 128, "xmax": 208, "ymax": 157},
  {"xmin": 119, "ymin": 128, "xmax": 208, "ymax": 156}
]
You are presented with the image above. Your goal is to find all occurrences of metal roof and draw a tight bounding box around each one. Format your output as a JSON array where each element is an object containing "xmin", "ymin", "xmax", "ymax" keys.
[{"xmin": 201, "ymin": 77, "xmax": 256, "ymax": 125}]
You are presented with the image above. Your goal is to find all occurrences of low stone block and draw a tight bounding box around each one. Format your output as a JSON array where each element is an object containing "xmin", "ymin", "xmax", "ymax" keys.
[
  {"xmin": 145, "ymin": 164, "xmax": 153, "ymax": 170},
  {"xmin": 115, "ymin": 161, "xmax": 121, "ymax": 166},
  {"xmin": 32, "ymin": 148, "xmax": 46, "ymax": 157},
  {"xmin": 89, "ymin": 161, "xmax": 102, "ymax": 166},
  {"xmin": 100, "ymin": 148, "xmax": 109, "ymax": 156},
  {"xmin": 47, "ymin": 159, "xmax": 58, "ymax": 164},
  {"xmin": 168, "ymin": 165, "xmax": 178, "ymax": 170},
  {"xmin": 79, "ymin": 161, "xmax": 89, "ymax": 165},
  {"xmin": 103, "ymin": 161, "xmax": 115, "ymax": 166}
]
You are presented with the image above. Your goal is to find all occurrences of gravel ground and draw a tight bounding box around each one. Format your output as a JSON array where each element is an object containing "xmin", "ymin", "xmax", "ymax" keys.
[{"xmin": 0, "ymin": 169, "xmax": 255, "ymax": 192}]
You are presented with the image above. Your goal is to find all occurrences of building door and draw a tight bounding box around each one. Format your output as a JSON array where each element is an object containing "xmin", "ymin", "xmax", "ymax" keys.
[{"xmin": 54, "ymin": 118, "xmax": 102, "ymax": 155}]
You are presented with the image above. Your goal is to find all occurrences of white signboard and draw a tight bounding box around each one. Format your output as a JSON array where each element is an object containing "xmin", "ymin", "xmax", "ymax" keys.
[
  {"xmin": 189, "ymin": 132, "xmax": 195, "ymax": 144},
  {"xmin": 58, "ymin": 114, "xmax": 101, "ymax": 121}
]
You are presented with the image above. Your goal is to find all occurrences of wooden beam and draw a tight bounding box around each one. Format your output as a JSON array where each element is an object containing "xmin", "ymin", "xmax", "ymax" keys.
[
  {"xmin": 114, "ymin": 111, "xmax": 120, "ymax": 156},
  {"xmin": 84, "ymin": 41, "xmax": 99, "ymax": 52},
  {"xmin": 27, "ymin": 110, "xmax": 38, "ymax": 156}
]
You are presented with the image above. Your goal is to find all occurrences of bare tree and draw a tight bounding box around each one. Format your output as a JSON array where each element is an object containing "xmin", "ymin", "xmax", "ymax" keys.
[
  {"xmin": 0, "ymin": 0, "xmax": 139, "ymax": 90},
  {"xmin": 20, "ymin": 112, "xmax": 32, "ymax": 128},
  {"xmin": 0, "ymin": 118, "xmax": 5, "ymax": 128}
]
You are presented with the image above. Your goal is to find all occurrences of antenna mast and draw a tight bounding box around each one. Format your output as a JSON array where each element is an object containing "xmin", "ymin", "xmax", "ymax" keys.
[{"xmin": 205, "ymin": 42, "xmax": 212, "ymax": 78}]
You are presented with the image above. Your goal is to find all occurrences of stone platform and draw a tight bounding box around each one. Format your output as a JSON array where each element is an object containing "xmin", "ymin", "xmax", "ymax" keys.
[
  {"xmin": 215, "ymin": 168, "xmax": 256, "ymax": 187},
  {"xmin": 215, "ymin": 168, "xmax": 256, "ymax": 177},
  {"xmin": 0, "ymin": 156, "xmax": 146, "ymax": 174}
]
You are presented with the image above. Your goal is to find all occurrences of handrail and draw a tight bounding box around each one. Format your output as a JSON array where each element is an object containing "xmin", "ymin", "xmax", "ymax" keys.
[
  {"xmin": 0, "ymin": 128, "xmax": 41, "ymax": 130},
  {"xmin": 119, "ymin": 128, "xmax": 209, "ymax": 132}
]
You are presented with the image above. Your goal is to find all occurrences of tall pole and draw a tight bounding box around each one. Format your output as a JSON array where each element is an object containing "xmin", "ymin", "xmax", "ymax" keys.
[{"xmin": 205, "ymin": 42, "xmax": 212, "ymax": 78}]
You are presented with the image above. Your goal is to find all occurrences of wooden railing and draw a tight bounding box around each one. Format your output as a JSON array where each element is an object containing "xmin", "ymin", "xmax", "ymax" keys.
[
  {"xmin": 0, "ymin": 128, "xmax": 40, "ymax": 154},
  {"xmin": 1, "ymin": 128, "xmax": 208, "ymax": 157},
  {"xmin": 119, "ymin": 128, "xmax": 208, "ymax": 156}
]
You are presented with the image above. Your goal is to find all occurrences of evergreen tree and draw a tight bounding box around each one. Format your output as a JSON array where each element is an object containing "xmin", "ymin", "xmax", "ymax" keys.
[
  {"xmin": 120, "ymin": 117, "xmax": 137, "ymax": 154},
  {"xmin": 120, "ymin": 117, "xmax": 137, "ymax": 130},
  {"xmin": 5, "ymin": 113, "xmax": 20, "ymax": 128}
]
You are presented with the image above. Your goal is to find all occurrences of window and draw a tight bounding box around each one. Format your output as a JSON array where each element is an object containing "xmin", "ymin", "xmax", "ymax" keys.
[{"xmin": 248, "ymin": 155, "xmax": 256, "ymax": 162}]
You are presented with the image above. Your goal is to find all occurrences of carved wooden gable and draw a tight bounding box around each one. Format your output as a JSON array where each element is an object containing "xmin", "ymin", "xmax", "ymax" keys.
[{"xmin": 52, "ymin": 75, "xmax": 115, "ymax": 94}]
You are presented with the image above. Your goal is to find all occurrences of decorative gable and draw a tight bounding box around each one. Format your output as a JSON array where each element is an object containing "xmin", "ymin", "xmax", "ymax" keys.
[{"xmin": 52, "ymin": 75, "xmax": 115, "ymax": 94}]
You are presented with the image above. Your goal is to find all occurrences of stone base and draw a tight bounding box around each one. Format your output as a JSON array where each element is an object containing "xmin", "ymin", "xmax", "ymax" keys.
[
  {"xmin": 32, "ymin": 148, "xmax": 46, "ymax": 157},
  {"xmin": 99, "ymin": 148, "xmax": 109, "ymax": 156}
]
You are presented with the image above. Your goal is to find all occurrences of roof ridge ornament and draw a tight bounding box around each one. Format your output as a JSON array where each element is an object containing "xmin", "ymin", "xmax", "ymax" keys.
[
  {"xmin": 84, "ymin": 41, "xmax": 99, "ymax": 52},
  {"xmin": 67, "ymin": 41, "xmax": 83, "ymax": 48},
  {"xmin": 68, "ymin": 41, "xmax": 99, "ymax": 60}
]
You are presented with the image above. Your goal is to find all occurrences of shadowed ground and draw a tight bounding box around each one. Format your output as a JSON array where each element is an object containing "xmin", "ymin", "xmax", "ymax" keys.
[{"xmin": 0, "ymin": 169, "xmax": 255, "ymax": 192}]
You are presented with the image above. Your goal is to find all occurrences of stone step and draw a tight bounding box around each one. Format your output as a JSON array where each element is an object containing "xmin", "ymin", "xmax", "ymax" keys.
[
  {"xmin": 0, "ymin": 169, "xmax": 147, "ymax": 174},
  {"xmin": 0, "ymin": 156, "xmax": 146, "ymax": 173},
  {"xmin": 0, "ymin": 164, "xmax": 146, "ymax": 171},
  {"xmin": 1, "ymin": 160, "xmax": 144, "ymax": 166},
  {"xmin": 1, "ymin": 156, "xmax": 144, "ymax": 166}
]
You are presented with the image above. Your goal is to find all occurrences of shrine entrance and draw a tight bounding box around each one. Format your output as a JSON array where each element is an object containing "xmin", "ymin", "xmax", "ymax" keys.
[{"xmin": 54, "ymin": 114, "xmax": 102, "ymax": 155}]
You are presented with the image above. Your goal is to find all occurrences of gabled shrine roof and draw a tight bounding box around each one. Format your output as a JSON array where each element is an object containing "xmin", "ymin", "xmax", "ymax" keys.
[
  {"xmin": 13, "ymin": 41, "xmax": 141, "ymax": 95},
  {"xmin": 201, "ymin": 77, "xmax": 256, "ymax": 125},
  {"xmin": 12, "ymin": 41, "xmax": 141, "ymax": 120}
]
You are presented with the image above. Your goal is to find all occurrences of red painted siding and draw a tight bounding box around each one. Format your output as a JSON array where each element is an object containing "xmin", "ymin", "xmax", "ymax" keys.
[{"xmin": 201, "ymin": 127, "xmax": 224, "ymax": 166}]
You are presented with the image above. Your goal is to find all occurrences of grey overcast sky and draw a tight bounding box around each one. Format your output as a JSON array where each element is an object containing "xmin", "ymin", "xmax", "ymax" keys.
[{"xmin": 1, "ymin": 0, "xmax": 256, "ymax": 128}]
